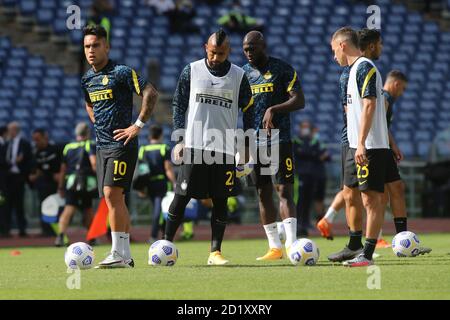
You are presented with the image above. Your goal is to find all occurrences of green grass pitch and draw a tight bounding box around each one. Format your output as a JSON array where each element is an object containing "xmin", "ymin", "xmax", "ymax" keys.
[{"xmin": 1, "ymin": 234, "xmax": 449, "ymax": 300}]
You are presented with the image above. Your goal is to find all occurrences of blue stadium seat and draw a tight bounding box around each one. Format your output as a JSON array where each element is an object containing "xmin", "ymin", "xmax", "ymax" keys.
[
  {"xmin": 19, "ymin": 0, "xmax": 37, "ymax": 15},
  {"xmin": 32, "ymin": 108, "xmax": 50, "ymax": 119},
  {"xmin": 0, "ymin": 88, "xmax": 15, "ymax": 99},
  {"xmin": 36, "ymin": 8, "xmax": 54, "ymax": 25},
  {"xmin": 31, "ymin": 119, "xmax": 51, "ymax": 130},
  {"xmin": 398, "ymin": 141, "xmax": 414, "ymax": 158},
  {"xmin": 13, "ymin": 108, "xmax": 31, "ymax": 120},
  {"xmin": 417, "ymin": 143, "xmax": 430, "ymax": 158}
]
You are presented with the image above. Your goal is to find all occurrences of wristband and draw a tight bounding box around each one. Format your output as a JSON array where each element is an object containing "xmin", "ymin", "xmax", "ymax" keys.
[{"xmin": 134, "ymin": 119, "xmax": 145, "ymax": 128}]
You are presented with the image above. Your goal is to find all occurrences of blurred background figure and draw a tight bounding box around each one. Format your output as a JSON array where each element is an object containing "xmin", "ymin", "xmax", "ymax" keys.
[
  {"xmin": 55, "ymin": 123, "xmax": 97, "ymax": 247},
  {"xmin": 29, "ymin": 128, "xmax": 62, "ymax": 237},
  {"xmin": 311, "ymin": 125, "xmax": 331, "ymax": 221},
  {"xmin": 146, "ymin": 0, "xmax": 175, "ymax": 15},
  {"xmin": 4, "ymin": 121, "xmax": 32, "ymax": 237},
  {"xmin": 218, "ymin": 0, "xmax": 264, "ymax": 33},
  {"xmin": 293, "ymin": 120, "xmax": 326, "ymax": 236},
  {"xmin": 423, "ymin": 126, "xmax": 450, "ymax": 217},
  {"xmin": 88, "ymin": 0, "xmax": 113, "ymax": 40},
  {"xmin": 135, "ymin": 124, "xmax": 176, "ymax": 242},
  {"xmin": 166, "ymin": 0, "xmax": 200, "ymax": 33},
  {"xmin": 0, "ymin": 126, "xmax": 8, "ymax": 238}
]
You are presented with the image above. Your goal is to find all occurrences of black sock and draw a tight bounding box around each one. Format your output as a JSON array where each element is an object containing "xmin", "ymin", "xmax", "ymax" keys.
[
  {"xmin": 363, "ymin": 238, "xmax": 377, "ymax": 260},
  {"xmin": 348, "ymin": 230, "xmax": 363, "ymax": 250},
  {"xmin": 211, "ymin": 198, "xmax": 228, "ymax": 252},
  {"xmin": 394, "ymin": 217, "xmax": 407, "ymax": 233},
  {"xmin": 163, "ymin": 194, "xmax": 190, "ymax": 241}
]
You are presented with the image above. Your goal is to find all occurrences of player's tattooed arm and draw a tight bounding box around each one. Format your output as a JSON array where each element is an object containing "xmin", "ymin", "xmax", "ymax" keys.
[
  {"xmin": 85, "ymin": 103, "xmax": 95, "ymax": 123},
  {"xmin": 138, "ymin": 83, "xmax": 159, "ymax": 123},
  {"xmin": 114, "ymin": 83, "xmax": 159, "ymax": 146}
]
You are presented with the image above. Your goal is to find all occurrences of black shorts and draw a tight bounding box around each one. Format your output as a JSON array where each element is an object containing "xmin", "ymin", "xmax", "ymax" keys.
[
  {"xmin": 385, "ymin": 149, "xmax": 401, "ymax": 183},
  {"xmin": 65, "ymin": 190, "xmax": 93, "ymax": 210},
  {"xmin": 175, "ymin": 149, "xmax": 235, "ymax": 199},
  {"xmin": 96, "ymin": 146, "xmax": 138, "ymax": 197},
  {"xmin": 346, "ymin": 148, "xmax": 390, "ymax": 193},
  {"xmin": 248, "ymin": 142, "xmax": 295, "ymax": 187}
]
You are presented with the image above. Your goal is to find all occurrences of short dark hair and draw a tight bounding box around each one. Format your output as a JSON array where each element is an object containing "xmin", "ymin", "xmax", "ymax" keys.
[
  {"xmin": 386, "ymin": 70, "xmax": 408, "ymax": 82},
  {"xmin": 32, "ymin": 128, "xmax": 47, "ymax": 136},
  {"xmin": 150, "ymin": 124, "xmax": 163, "ymax": 140},
  {"xmin": 358, "ymin": 28, "xmax": 381, "ymax": 51},
  {"xmin": 332, "ymin": 26, "xmax": 359, "ymax": 48},
  {"xmin": 83, "ymin": 24, "xmax": 108, "ymax": 40},
  {"xmin": 215, "ymin": 29, "xmax": 228, "ymax": 46}
]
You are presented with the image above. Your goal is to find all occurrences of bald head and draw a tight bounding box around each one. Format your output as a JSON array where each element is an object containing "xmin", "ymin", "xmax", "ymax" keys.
[
  {"xmin": 243, "ymin": 31, "xmax": 265, "ymax": 46},
  {"xmin": 205, "ymin": 29, "xmax": 230, "ymax": 69},
  {"xmin": 8, "ymin": 121, "xmax": 20, "ymax": 138},
  {"xmin": 243, "ymin": 31, "xmax": 267, "ymax": 67}
]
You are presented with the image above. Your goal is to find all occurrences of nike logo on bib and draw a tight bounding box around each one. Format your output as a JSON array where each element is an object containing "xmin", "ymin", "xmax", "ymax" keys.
[{"xmin": 113, "ymin": 177, "xmax": 124, "ymax": 181}]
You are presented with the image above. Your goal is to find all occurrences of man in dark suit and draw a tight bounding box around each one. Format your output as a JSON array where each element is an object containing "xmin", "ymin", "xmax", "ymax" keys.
[
  {"xmin": 0, "ymin": 126, "xmax": 9, "ymax": 237},
  {"xmin": 4, "ymin": 121, "xmax": 32, "ymax": 237},
  {"xmin": 29, "ymin": 128, "xmax": 62, "ymax": 236}
]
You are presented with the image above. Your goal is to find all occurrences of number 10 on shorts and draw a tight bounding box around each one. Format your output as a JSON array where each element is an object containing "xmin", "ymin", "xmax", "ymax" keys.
[{"xmin": 113, "ymin": 160, "xmax": 127, "ymax": 176}]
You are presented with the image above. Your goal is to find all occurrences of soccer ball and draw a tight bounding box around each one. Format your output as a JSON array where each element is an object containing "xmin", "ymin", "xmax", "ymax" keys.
[
  {"xmin": 277, "ymin": 222, "xmax": 286, "ymax": 243},
  {"xmin": 148, "ymin": 240, "xmax": 178, "ymax": 266},
  {"xmin": 64, "ymin": 242, "xmax": 95, "ymax": 270},
  {"xmin": 288, "ymin": 238, "xmax": 320, "ymax": 266},
  {"xmin": 392, "ymin": 231, "xmax": 420, "ymax": 257}
]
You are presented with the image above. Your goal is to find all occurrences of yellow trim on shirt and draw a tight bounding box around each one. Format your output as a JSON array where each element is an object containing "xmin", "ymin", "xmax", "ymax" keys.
[
  {"xmin": 361, "ymin": 67, "xmax": 376, "ymax": 97},
  {"xmin": 286, "ymin": 70, "xmax": 297, "ymax": 92},
  {"xmin": 132, "ymin": 69, "xmax": 141, "ymax": 95},
  {"xmin": 242, "ymin": 96, "xmax": 254, "ymax": 113}
]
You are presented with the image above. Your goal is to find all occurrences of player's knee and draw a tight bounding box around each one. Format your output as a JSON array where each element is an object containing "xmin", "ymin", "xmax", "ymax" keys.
[
  {"xmin": 343, "ymin": 187, "xmax": 358, "ymax": 206},
  {"xmin": 389, "ymin": 181, "xmax": 405, "ymax": 199},
  {"xmin": 168, "ymin": 194, "xmax": 190, "ymax": 220},
  {"xmin": 361, "ymin": 192, "xmax": 381, "ymax": 214},
  {"xmin": 103, "ymin": 186, "xmax": 124, "ymax": 205},
  {"xmin": 278, "ymin": 184, "xmax": 293, "ymax": 200}
]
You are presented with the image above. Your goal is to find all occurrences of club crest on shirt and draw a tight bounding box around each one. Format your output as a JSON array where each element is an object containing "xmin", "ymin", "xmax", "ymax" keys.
[
  {"xmin": 102, "ymin": 75, "xmax": 109, "ymax": 86},
  {"xmin": 263, "ymin": 71, "xmax": 272, "ymax": 80}
]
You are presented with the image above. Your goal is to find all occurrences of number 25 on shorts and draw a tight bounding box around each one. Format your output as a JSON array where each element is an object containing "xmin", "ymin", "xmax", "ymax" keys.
[
  {"xmin": 356, "ymin": 164, "xmax": 369, "ymax": 179},
  {"xmin": 113, "ymin": 160, "xmax": 127, "ymax": 176}
]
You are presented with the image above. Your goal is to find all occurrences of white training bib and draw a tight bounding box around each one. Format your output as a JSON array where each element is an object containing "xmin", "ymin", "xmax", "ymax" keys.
[
  {"xmin": 185, "ymin": 59, "xmax": 244, "ymax": 156},
  {"xmin": 346, "ymin": 57, "xmax": 389, "ymax": 149}
]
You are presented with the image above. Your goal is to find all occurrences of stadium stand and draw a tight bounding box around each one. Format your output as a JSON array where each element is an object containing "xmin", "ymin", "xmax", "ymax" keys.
[{"xmin": 0, "ymin": 0, "xmax": 449, "ymax": 158}]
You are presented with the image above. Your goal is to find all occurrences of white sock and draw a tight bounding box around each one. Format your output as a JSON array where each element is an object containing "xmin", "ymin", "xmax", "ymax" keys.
[
  {"xmin": 378, "ymin": 229, "xmax": 383, "ymax": 240},
  {"xmin": 263, "ymin": 222, "xmax": 282, "ymax": 249},
  {"xmin": 324, "ymin": 207, "xmax": 337, "ymax": 223},
  {"xmin": 282, "ymin": 217, "xmax": 297, "ymax": 249},
  {"xmin": 122, "ymin": 233, "xmax": 131, "ymax": 260},
  {"xmin": 111, "ymin": 232, "xmax": 125, "ymax": 256}
]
